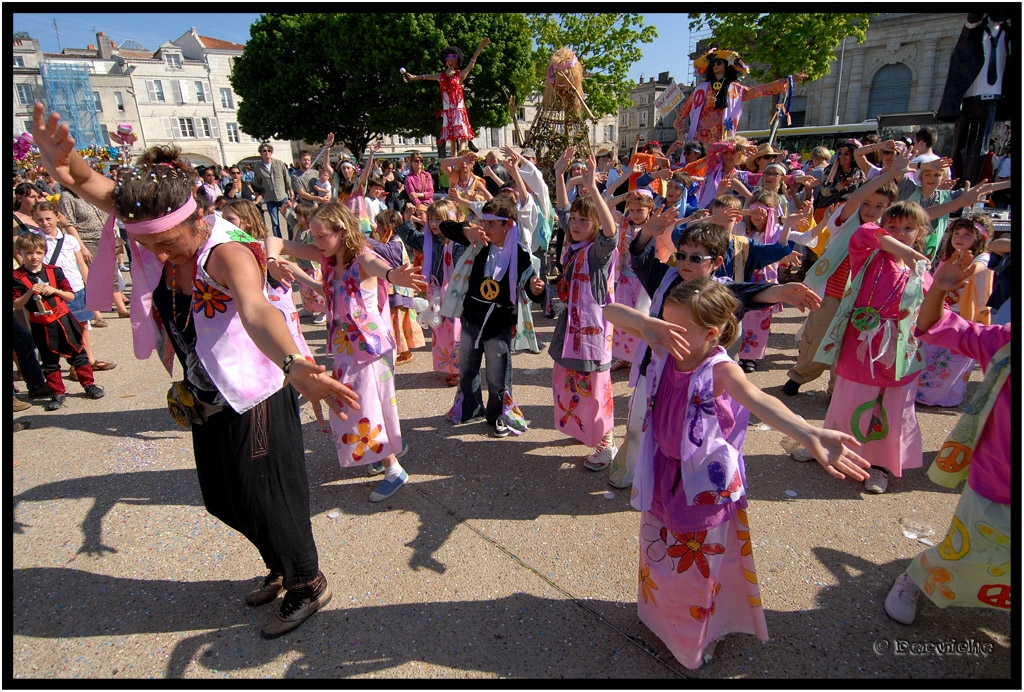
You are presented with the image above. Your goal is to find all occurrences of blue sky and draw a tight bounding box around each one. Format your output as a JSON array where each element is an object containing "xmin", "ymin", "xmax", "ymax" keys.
[{"xmin": 14, "ymin": 12, "xmax": 692, "ymax": 84}]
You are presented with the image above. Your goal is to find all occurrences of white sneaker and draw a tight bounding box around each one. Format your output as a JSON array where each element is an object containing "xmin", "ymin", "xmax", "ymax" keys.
[
  {"xmin": 584, "ymin": 444, "xmax": 618, "ymax": 472},
  {"xmin": 791, "ymin": 447, "xmax": 815, "ymax": 462},
  {"xmin": 312, "ymin": 313, "xmax": 327, "ymax": 325},
  {"xmin": 884, "ymin": 573, "xmax": 920, "ymax": 624}
]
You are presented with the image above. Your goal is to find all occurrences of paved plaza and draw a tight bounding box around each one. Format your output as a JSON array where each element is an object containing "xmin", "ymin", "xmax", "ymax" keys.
[{"xmin": 11, "ymin": 301, "xmax": 1013, "ymax": 681}]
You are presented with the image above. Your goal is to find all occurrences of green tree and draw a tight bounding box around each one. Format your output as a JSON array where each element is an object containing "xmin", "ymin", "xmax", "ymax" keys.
[
  {"xmin": 527, "ymin": 13, "xmax": 658, "ymax": 119},
  {"xmin": 231, "ymin": 13, "xmax": 534, "ymax": 158},
  {"xmin": 689, "ymin": 13, "xmax": 870, "ymax": 82}
]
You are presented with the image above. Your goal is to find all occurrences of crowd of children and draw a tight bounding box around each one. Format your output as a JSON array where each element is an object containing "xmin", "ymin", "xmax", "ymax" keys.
[{"xmin": 16, "ymin": 105, "xmax": 1011, "ymax": 664}]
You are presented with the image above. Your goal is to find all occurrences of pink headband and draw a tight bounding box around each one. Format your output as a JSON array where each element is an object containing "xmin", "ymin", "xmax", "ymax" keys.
[
  {"xmin": 972, "ymin": 221, "xmax": 989, "ymax": 239},
  {"xmin": 124, "ymin": 195, "xmax": 198, "ymax": 235},
  {"xmin": 632, "ymin": 189, "xmax": 654, "ymax": 199},
  {"xmin": 546, "ymin": 55, "xmax": 578, "ymax": 84}
]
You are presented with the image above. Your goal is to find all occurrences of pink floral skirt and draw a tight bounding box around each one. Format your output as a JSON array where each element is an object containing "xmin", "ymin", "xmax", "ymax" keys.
[
  {"xmin": 638, "ymin": 509, "xmax": 768, "ymax": 670},
  {"xmin": 551, "ymin": 363, "xmax": 614, "ymax": 448}
]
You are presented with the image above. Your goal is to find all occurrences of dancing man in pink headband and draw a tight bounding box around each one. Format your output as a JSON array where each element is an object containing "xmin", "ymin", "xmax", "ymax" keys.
[{"xmin": 32, "ymin": 102, "xmax": 359, "ymax": 640}]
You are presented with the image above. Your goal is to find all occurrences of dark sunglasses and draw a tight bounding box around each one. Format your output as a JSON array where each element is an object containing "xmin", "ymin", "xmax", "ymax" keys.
[
  {"xmin": 674, "ymin": 252, "xmax": 714, "ymax": 264},
  {"xmin": 712, "ymin": 59, "xmax": 727, "ymax": 66},
  {"xmin": 230, "ymin": 169, "xmax": 241, "ymax": 174}
]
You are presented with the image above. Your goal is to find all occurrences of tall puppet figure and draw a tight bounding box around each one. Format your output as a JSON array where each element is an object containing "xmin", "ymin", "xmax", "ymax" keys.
[
  {"xmin": 670, "ymin": 45, "xmax": 804, "ymax": 149},
  {"xmin": 526, "ymin": 47, "xmax": 596, "ymax": 175},
  {"xmin": 936, "ymin": 13, "xmax": 1013, "ymax": 185},
  {"xmin": 403, "ymin": 39, "xmax": 491, "ymax": 156}
]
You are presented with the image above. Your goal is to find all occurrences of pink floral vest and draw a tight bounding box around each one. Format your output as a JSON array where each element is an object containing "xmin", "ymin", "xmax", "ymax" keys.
[
  {"xmin": 324, "ymin": 248, "xmax": 395, "ymax": 367},
  {"xmin": 560, "ymin": 242, "xmax": 617, "ymax": 363},
  {"xmin": 192, "ymin": 218, "xmax": 285, "ymax": 413}
]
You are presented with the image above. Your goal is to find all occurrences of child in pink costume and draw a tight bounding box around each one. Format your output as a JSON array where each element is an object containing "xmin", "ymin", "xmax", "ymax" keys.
[
  {"xmin": 884, "ymin": 249, "xmax": 1010, "ymax": 625},
  {"xmin": 610, "ymin": 189, "xmax": 657, "ymax": 367},
  {"xmin": 549, "ymin": 151, "xmax": 620, "ymax": 469},
  {"xmin": 736, "ymin": 189, "xmax": 789, "ymax": 372},
  {"xmin": 916, "ymin": 215, "xmax": 994, "ymax": 407},
  {"xmin": 815, "ymin": 202, "xmax": 934, "ymax": 494},
  {"xmin": 605, "ymin": 278, "xmax": 868, "ymax": 670},
  {"xmin": 275, "ymin": 202, "xmax": 426, "ymax": 503}
]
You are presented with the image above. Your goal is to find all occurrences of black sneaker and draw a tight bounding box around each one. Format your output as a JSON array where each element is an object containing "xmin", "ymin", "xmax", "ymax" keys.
[
  {"xmin": 246, "ymin": 570, "xmax": 284, "ymax": 607},
  {"xmin": 493, "ymin": 418, "xmax": 510, "ymax": 438},
  {"xmin": 44, "ymin": 394, "xmax": 66, "ymax": 412},
  {"xmin": 740, "ymin": 359, "xmax": 757, "ymax": 373},
  {"xmin": 84, "ymin": 384, "xmax": 105, "ymax": 400},
  {"xmin": 782, "ymin": 379, "xmax": 801, "ymax": 396},
  {"xmin": 261, "ymin": 577, "xmax": 332, "ymax": 639}
]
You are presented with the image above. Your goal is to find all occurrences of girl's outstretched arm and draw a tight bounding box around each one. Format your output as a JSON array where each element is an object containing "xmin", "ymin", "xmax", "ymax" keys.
[{"xmin": 714, "ymin": 360, "xmax": 871, "ymax": 481}]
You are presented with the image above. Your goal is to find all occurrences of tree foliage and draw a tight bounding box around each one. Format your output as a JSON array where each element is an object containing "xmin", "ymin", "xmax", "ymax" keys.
[
  {"xmin": 689, "ymin": 13, "xmax": 870, "ymax": 82},
  {"xmin": 527, "ymin": 14, "xmax": 658, "ymax": 119},
  {"xmin": 231, "ymin": 13, "xmax": 534, "ymax": 157}
]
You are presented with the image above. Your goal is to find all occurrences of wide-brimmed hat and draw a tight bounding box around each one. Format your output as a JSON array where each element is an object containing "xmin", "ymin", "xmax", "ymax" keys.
[
  {"xmin": 520, "ymin": 147, "xmax": 537, "ymax": 159},
  {"xmin": 595, "ymin": 147, "xmax": 614, "ymax": 158},
  {"xmin": 755, "ymin": 143, "xmax": 782, "ymax": 158},
  {"xmin": 694, "ymin": 46, "xmax": 749, "ymax": 76}
]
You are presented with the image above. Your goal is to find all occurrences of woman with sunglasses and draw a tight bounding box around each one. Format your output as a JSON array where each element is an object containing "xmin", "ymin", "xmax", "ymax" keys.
[
  {"xmin": 403, "ymin": 155, "xmax": 434, "ymax": 208},
  {"xmin": 224, "ymin": 166, "xmax": 260, "ymax": 203}
]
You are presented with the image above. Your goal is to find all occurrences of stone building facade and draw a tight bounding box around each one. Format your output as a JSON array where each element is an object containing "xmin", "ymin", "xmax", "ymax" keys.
[
  {"xmin": 618, "ymin": 72, "xmax": 682, "ymax": 157},
  {"xmin": 734, "ymin": 13, "xmax": 967, "ymax": 137}
]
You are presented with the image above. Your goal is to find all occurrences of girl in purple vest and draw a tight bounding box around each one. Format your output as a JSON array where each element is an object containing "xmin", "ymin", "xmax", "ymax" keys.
[
  {"xmin": 548, "ymin": 152, "xmax": 620, "ymax": 470},
  {"xmin": 604, "ymin": 277, "xmax": 869, "ymax": 670},
  {"xmin": 273, "ymin": 202, "xmax": 426, "ymax": 502}
]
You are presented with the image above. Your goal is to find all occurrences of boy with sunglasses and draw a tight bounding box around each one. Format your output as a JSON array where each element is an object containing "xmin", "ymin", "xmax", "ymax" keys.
[{"xmin": 606, "ymin": 205, "xmax": 820, "ymax": 489}]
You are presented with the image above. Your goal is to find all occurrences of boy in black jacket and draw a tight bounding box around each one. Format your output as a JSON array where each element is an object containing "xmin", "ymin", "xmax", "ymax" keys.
[{"xmin": 440, "ymin": 196, "xmax": 546, "ymax": 436}]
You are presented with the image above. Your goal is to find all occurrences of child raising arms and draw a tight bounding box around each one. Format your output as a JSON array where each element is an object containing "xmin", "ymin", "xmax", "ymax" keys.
[
  {"xmin": 814, "ymin": 201, "xmax": 933, "ymax": 494},
  {"xmin": 604, "ymin": 278, "xmax": 868, "ymax": 670},
  {"xmin": 884, "ymin": 249, "xmax": 1011, "ymax": 625},
  {"xmin": 916, "ymin": 214, "xmax": 995, "ymax": 407},
  {"xmin": 271, "ymin": 202, "xmax": 426, "ymax": 502},
  {"xmin": 547, "ymin": 152, "xmax": 620, "ymax": 469}
]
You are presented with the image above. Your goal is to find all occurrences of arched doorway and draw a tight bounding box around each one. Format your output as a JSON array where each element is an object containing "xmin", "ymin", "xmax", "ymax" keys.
[{"xmin": 865, "ymin": 63, "xmax": 912, "ymax": 120}]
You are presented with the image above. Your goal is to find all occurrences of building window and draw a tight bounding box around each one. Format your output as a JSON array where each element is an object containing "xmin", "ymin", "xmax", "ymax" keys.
[
  {"xmin": 226, "ymin": 123, "xmax": 240, "ymax": 143},
  {"xmin": 605, "ymin": 124, "xmax": 615, "ymax": 142},
  {"xmin": 220, "ymin": 88, "xmax": 234, "ymax": 109},
  {"xmin": 865, "ymin": 63, "xmax": 912, "ymax": 120},
  {"xmin": 201, "ymin": 118, "xmax": 214, "ymax": 138},
  {"xmin": 14, "ymin": 56, "xmax": 25, "ymax": 67},
  {"xmin": 114, "ymin": 91, "xmax": 125, "ymax": 112},
  {"xmin": 393, "ymin": 135, "xmax": 405, "ymax": 145},
  {"xmin": 639, "ymin": 110, "xmax": 649, "ymax": 128},
  {"xmin": 93, "ymin": 91, "xmax": 103, "ymax": 112},
  {"xmin": 16, "ymin": 84, "xmax": 33, "ymax": 106},
  {"xmin": 24, "ymin": 120, "xmax": 34, "ymax": 134},
  {"xmin": 178, "ymin": 118, "xmax": 196, "ymax": 138},
  {"xmin": 147, "ymin": 79, "xmax": 165, "ymax": 102},
  {"xmin": 620, "ymin": 112, "xmax": 629, "ymax": 126},
  {"xmin": 194, "ymin": 81, "xmax": 207, "ymax": 102},
  {"xmin": 165, "ymin": 53, "xmax": 182, "ymax": 69},
  {"xmin": 518, "ymin": 107, "xmax": 527, "ymax": 121}
]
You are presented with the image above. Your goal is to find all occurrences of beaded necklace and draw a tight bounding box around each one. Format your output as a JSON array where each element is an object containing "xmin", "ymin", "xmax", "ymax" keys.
[{"xmin": 170, "ymin": 263, "xmax": 193, "ymax": 332}]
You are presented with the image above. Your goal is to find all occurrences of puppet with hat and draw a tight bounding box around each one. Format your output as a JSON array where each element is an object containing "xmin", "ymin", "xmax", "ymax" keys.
[
  {"xmin": 525, "ymin": 47, "xmax": 596, "ymax": 175},
  {"xmin": 671, "ymin": 44, "xmax": 805, "ymax": 150}
]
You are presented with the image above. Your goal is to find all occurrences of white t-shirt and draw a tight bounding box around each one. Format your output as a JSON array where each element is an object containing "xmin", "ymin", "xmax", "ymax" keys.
[
  {"xmin": 41, "ymin": 231, "xmax": 85, "ymax": 292},
  {"xmin": 365, "ymin": 197, "xmax": 386, "ymax": 219}
]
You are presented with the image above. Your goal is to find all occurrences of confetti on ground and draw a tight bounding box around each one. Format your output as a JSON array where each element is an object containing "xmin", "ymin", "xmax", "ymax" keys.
[{"xmin": 785, "ymin": 490, "xmax": 798, "ymax": 497}]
